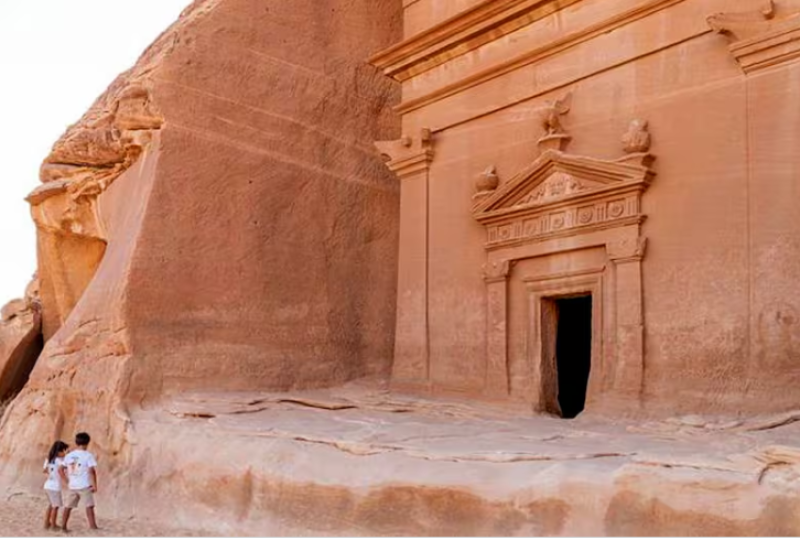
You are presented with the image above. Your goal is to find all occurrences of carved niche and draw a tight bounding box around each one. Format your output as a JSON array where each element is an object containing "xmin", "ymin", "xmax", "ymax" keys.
[{"xmin": 471, "ymin": 115, "xmax": 655, "ymax": 412}]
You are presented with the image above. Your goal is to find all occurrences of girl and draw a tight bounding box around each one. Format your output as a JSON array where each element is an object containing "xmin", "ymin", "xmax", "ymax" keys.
[{"xmin": 43, "ymin": 440, "xmax": 68, "ymax": 529}]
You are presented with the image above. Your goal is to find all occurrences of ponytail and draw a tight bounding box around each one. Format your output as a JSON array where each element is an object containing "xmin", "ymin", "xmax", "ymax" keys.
[{"xmin": 47, "ymin": 441, "xmax": 69, "ymax": 464}]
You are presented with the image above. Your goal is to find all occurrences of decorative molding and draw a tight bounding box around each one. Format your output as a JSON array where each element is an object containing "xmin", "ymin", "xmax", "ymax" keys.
[
  {"xmin": 708, "ymin": 1, "xmax": 800, "ymax": 73},
  {"xmin": 474, "ymin": 165, "xmax": 500, "ymax": 203},
  {"xmin": 395, "ymin": 0, "xmax": 687, "ymax": 115},
  {"xmin": 473, "ymin": 146, "xmax": 655, "ymax": 250},
  {"xmin": 525, "ymin": 270, "xmax": 605, "ymax": 414},
  {"xmin": 370, "ymin": 0, "xmax": 581, "ymax": 81},
  {"xmin": 518, "ymin": 171, "xmax": 586, "ymax": 206},
  {"xmin": 522, "ymin": 266, "xmax": 606, "ymax": 284},
  {"xmin": 375, "ymin": 128, "xmax": 434, "ymax": 179},
  {"xmin": 707, "ymin": 1, "xmax": 776, "ymax": 40},
  {"xmin": 483, "ymin": 259, "xmax": 513, "ymax": 283},
  {"xmin": 607, "ymin": 236, "xmax": 648, "ymax": 262},
  {"xmin": 475, "ymin": 122, "xmax": 652, "ymax": 411},
  {"xmin": 622, "ymin": 119, "xmax": 652, "ymax": 155}
]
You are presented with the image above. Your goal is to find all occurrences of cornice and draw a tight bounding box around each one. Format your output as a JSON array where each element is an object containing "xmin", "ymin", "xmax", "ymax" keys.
[
  {"xmin": 708, "ymin": 2, "xmax": 800, "ymax": 73},
  {"xmin": 369, "ymin": 0, "xmax": 580, "ymax": 82},
  {"xmin": 396, "ymin": 0, "xmax": 685, "ymax": 115},
  {"xmin": 375, "ymin": 128, "xmax": 435, "ymax": 179}
]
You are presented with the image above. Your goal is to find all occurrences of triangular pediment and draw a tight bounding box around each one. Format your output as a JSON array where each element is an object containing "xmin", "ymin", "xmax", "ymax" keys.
[{"xmin": 473, "ymin": 150, "xmax": 652, "ymax": 222}]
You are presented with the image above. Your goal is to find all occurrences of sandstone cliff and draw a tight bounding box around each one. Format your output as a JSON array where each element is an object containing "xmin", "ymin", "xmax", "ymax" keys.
[
  {"xmin": 0, "ymin": 0, "xmax": 401, "ymax": 499},
  {"xmin": 6, "ymin": 0, "xmax": 800, "ymax": 535},
  {"xmin": 0, "ymin": 279, "xmax": 42, "ymax": 404}
]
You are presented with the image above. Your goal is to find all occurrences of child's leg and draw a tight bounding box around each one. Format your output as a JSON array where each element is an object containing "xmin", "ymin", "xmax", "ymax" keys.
[
  {"xmin": 50, "ymin": 507, "xmax": 59, "ymax": 528},
  {"xmin": 43, "ymin": 505, "xmax": 52, "ymax": 528},
  {"xmin": 62, "ymin": 489, "xmax": 79, "ymax": 531},
  {"xmin": 86, "ymin": 506, "xmax": 98, "ymax": 529}
]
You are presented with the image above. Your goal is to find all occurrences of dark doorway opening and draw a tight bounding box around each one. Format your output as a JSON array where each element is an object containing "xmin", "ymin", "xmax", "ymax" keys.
[{"xmin": 555, "ymin": 295, "xmax": 592, "ymax": 418}]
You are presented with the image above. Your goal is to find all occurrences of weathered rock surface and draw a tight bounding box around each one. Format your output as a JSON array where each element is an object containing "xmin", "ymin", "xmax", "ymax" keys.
[
  {"xmin": 105, "ymin": 387, "xmax": 800, "ymax": 535},
  {"xmin": 0, "ymin": 281, "xmax": 42, "ymax": 403},
  {"xmin": 4, "ymin": 0, "xmax": 800, "ymax": 536},
  {"xmin": 0, "ymin": 0, "xmax": 401, "ymax": 514}
]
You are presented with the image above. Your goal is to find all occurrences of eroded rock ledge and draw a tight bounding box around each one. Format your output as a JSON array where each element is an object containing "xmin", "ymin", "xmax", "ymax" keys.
[{"xmin": 116, "ymin": 386, "xmax": 800, "ymax": 536}]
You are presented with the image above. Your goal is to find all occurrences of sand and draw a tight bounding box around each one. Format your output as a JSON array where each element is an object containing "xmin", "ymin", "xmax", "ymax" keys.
[{"xmin": 0, "ymin": 495, "xmax": 207, "ymax": 537}]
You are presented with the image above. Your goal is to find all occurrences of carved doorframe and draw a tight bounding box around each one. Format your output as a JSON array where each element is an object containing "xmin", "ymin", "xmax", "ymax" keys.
[
  {"xmin": 525, "ymin": 268, "xmax": 604, "ymax": 414},
  {"xmin": 474, "ymin": 146, "xmax": 654, "ymax": 412}
]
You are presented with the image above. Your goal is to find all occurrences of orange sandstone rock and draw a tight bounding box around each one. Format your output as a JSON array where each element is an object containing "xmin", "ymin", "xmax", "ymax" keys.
[
  {"xmin": 0, "ymin": 282, "xmax": 42, "ymax": 403},
  {"xmin": 4, "ymin": 0, "xmax": 800, "ymax": 536},
  {"xmin": 0, "ymin": 0, "xmax": 401, "ymax": 494}
]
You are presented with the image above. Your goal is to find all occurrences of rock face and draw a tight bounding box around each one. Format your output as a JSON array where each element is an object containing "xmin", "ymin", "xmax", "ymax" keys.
[
  {"xmin": 0, "ymin": 0, "xmax": 401, "ymax": 497},
  {"xmin": 0, "ymin": 280, "xmax": 42, "ymax": 402},
  {"xmin": 4, "ymin": 0, "xmax": 800, "ymax": 536}
]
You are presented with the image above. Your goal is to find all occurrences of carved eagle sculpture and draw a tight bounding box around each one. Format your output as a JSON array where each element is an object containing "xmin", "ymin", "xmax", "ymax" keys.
[{"xmin": 540, "ymin": 92, "xmax": 572, "ymax": 138}]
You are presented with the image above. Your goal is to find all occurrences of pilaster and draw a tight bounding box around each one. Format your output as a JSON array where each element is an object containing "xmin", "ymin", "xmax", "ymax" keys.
[
  {"xmin": 483, "ymin": 259, "xmax": 512, "ymax": 397},
  {"xmin": 607, "ymin": 236, "xmax": 647, "ymax": 402},
  {"xmin": 375, "ymin": 130, "xmax": 435, "ymax": 387}
]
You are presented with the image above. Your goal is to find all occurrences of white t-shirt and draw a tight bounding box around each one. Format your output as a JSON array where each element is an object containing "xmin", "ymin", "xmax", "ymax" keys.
[
  {"xmin": 43, "ymin": 457, "xmax": 64, "ymax": 491},
  {"xmin": 63, "ymin": 449, "xmax": 97, "ymax": 490}
]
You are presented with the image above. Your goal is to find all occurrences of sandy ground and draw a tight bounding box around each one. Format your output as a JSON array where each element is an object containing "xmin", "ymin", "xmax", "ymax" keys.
[{"xmin": 0, "ymin": 495, "xmax": 207, "ymax": 537}]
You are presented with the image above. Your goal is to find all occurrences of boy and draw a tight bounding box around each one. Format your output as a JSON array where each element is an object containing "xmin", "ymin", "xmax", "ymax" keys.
[{"xmin": 61, "ymin": 432, "xmax": 99, "ymax": 532}]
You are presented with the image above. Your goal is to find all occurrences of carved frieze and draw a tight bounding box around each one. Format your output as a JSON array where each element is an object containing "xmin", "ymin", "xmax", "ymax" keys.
[
  {"xmin": 517, "ymin": 171, "xmax": 585, "ymax": 206},
  {"xmin": 708, "ymin": 1, "xmax": 800, "ymax": 73},
  {"xmin": 485, "ymin": 195, "xmax": 643, "ymax": 248}
]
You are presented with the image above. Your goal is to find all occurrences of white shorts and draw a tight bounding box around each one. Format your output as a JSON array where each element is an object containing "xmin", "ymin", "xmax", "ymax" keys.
[
  {"xmin": 67, "ymin": 488, "xmax": 95, "ymax": 509},
  {"xmin": 45, "ymin": 489, "xmax": 62, "ymax": 508}
]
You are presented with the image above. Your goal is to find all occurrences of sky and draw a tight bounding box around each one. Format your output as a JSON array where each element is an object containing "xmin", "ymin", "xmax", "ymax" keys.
[{"xmin": 0, "ymin": 1, "xmax": 191, "ymax": 303}]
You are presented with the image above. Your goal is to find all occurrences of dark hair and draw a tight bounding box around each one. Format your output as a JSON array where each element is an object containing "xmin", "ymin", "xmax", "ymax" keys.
[
  {"xmin": 75, "ymin": 432, "xmax": 91, "ymax": 446},
  {"xmin": 47, "ymin": 441, "xmax": 69, "ymax": 464}
]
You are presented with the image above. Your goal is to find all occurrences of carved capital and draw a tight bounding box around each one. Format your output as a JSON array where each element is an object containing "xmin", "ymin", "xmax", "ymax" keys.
[
  {"xmin": 708, "ymin": 1, "xmax": 776, "ymax": 40},
  {"xmin": 375, "ymin": 128, "xmax": 434, "ymax": 179},
  {"xmin": 483, "ymin": 259, "xmax": 513, "ymax": 283},
  {"xmin": 607, "ymin": 236, "xmax": 647, "ymax": 263},
  {"xmin": 708, "ymin": 1, "xmax": 800, "ymax": 73}
]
